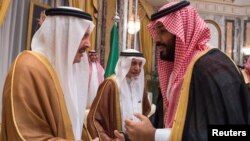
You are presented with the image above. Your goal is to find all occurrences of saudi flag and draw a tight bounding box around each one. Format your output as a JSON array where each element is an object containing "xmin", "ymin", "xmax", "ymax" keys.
[{"xmin": 104, "ymin": 23, "xmax": 119, "ymax": 78}]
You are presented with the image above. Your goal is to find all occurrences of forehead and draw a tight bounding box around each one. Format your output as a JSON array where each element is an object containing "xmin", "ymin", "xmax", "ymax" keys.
[
  {"xmin": 86, "ymin": 26, "xmax": 91, "ymax": 32},
  {"xmin": 131, "ymin": 58, "xmax": 143, "ymax": 63},
  {"xmin": 84, "ymin": 27, "xmax": 91, "ymax": 36}
]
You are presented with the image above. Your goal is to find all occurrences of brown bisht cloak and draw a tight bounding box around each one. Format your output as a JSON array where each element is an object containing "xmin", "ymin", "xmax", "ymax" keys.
[
  {"xmin": 87, "ymin": 75, "xmax": 151, "ymax": 140},
  {"xmin": 1, "ymin": 51, "xmax": 91, "ymax": 141}
]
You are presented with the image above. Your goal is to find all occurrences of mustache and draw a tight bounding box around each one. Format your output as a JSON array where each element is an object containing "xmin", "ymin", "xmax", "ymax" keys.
[
  {"xmin": 156, "ymin": 42, "xmax": 167, "ymax": 48},
  {"xmin": 131, "ymin": 71, "xmax": 140, "ymax": 74}
]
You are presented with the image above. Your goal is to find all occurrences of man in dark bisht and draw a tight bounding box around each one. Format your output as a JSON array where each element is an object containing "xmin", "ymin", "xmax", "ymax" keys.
[{"xmin": 124, "ymin": 1, "xmax": 250, "ymax": 141}]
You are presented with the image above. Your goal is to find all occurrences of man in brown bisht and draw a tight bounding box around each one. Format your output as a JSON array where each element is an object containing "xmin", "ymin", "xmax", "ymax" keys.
[
  {"xmin": 87, "ymin": 50, "xmax": 105, "ymax": 108},
  {"xmin": 87, "ymin": 49, "xmax": 151, "ymax": 141},
  {"xmin": 125, "ymin": 1, "xmax": 250, "ymax": 141},
  {"xmin": 1, "ymin": 7, "xmax": 98, "ymax": 141},
  {"xmin": 242, "ymin": 57, "xmax": 250, "ymax": 91}
]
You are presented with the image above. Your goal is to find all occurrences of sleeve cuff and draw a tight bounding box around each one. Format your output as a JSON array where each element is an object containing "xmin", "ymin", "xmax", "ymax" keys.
[{"xmin": 155, "ymin": 128, "xmax": 171, "ymax": 141}]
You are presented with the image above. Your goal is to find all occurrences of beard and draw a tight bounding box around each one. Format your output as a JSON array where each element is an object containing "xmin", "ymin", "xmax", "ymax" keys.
[
  {"xmin": 158, "ymin": 37, "xmax": 176, "ymax": 62},
  {"xmin": 160, "ymin": 45, "xmax": 175, "ymax": 61}
]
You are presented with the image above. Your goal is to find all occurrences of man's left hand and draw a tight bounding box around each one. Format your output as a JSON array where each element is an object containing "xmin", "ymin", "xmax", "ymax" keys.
[{"xmin": 114, "ymin": 130, "xmax": 125, "ymax": 141}]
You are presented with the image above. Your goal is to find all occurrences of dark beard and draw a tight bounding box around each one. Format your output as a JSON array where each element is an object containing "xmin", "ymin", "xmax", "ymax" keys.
[
  {"xmin": 160, "ymin": 51, "xmax": 168, "ymax": 61},
  {"xmin": 159, "ymin": 38, "xmax": 176, "ymax": 62},
  {"xmin": 160, "ymin": 44, "xmax": 175, "ymax": 61}
]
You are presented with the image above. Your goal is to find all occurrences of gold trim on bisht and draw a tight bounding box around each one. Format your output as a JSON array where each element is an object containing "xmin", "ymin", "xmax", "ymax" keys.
[{"xmin": 170, "ymin": 48, "xmax": 211, "ymax": 141}]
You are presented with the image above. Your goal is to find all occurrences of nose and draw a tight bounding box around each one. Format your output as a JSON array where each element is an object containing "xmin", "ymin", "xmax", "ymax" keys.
[
  {"xmin": 84, "ymin": 40, "xmax": 91, "ymax": 49},
  {"xmin": 134, "ymin": 64, "xmax": 140, "ymax": 71}
]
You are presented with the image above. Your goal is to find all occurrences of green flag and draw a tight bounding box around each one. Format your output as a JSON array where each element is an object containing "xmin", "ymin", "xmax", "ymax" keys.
[{"xmin": 104, "ymin": 23, "xmax": 119, "ymax": 78}]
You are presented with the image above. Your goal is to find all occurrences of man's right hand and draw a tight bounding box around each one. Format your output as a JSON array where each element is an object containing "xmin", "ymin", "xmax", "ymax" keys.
[
  {"xmin": 92, "ymin": 137, "xmax": 99, "ymax": 141},
  {"xmin": 125, "ymin": 113, "xmax": 156, "ymax": 141}
]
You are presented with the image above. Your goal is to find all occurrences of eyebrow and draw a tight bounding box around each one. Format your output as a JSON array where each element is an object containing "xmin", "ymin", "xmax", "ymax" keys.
[
  {"xmin": 132, "ymin": 60, "xmax": 143, "ymax": 63},
  {"xmin": 154, "ymin": 25, "xmax": 166, "ymax": 31}
]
